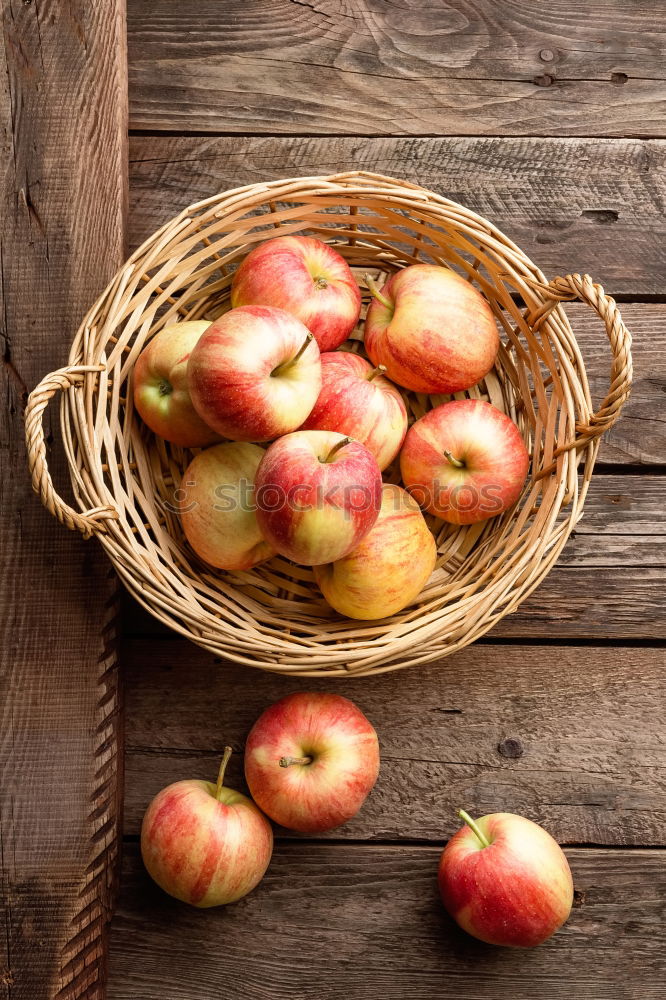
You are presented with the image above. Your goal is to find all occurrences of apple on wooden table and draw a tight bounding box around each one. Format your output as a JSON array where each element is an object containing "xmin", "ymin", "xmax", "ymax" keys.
[
  {"xmin": 364, "ymin": 264, "xmax": 499, "ymax": 394},
  {"xmin": 400, "ymin": 399, "xmax": 530, "ymax": 525},
  {"xmin": 438, "ymin": 809, "xmax": 574, "ymax": 947},
  {"xmin": 133, "ymin": 320, "xmax": 219, "ymax": 447},
  {"xmin": 244, "ymin": 692, "xmax": 380, "ymax": 833},
  {"xmin": 314, "ymin": 482, "xmax": 437, "ymax": 620},
  {"xmin": 231, "ymin": 235, "xmax": 362, "ymax": 352},
  {"xmin": 179, "ymin": 442, "xmax": 275, "ymax": 571},
  {"xmin": 300, "ymin": 351, "xmax": 408, "ymax": 471},
  {"xmin": 254, "ymin": 430, "xmax": 382, "ymax": 566},
  {"xmin": 187, "ymin": 305, "xmax": 322, "ymax": 442},
  {"xmin": 141, "ymin": 748, "xmax": 273, "ymax": 908}
]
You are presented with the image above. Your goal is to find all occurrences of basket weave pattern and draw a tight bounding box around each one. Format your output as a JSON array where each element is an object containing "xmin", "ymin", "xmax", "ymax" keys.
[{"xmin": 25, "ymin": 172, "xmax": 632, "ymax": 676}]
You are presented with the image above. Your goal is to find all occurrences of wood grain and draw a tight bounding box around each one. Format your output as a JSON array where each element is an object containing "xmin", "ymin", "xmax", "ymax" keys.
[
  {"xmin": 121, "ymin": 638, "xmax": 666, "ymax": 846},
  {"xmin": 123, "ymin": 472, "xmax": 666, "ymax": 641},
  {"xmin": 128, "ymin": 135, "xmax": 666, "ymax": 298},
  {"xmin": 109, "ymin": 843, "xmax": 666, "ymax": 1000},
  {"xmin": 126, "ymin": 0, "xmax": 666, "ymax": 137},
  {"xmin": 0, "ymin": 1, "xmax": 127, "ymax": 996}
]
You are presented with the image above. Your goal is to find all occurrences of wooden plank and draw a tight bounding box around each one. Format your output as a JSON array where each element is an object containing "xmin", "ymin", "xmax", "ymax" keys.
[
  {"xmin": 129, "ymin": 135, "xmax": 666, "ymax": 300},
  {"xmin": 121, "ymin": 640, "xmax": 666, "ymax": 846},
  {"xmin": 126, "ymin": 0, "xmax": 666, "ymax": 137},
  {"xmin": 110, "ymin": 843, "xmax": 666, "ymax": 1000},
  {"xmin": 123, "ymin": 473, "xmax": 666, "ymax": 641},
  {"xmin": 0, "ymin": 1, "xmax": 127, "ymax": 996}
]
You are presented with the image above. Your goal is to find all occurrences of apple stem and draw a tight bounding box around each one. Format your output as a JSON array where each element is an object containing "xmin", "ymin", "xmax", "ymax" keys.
[
  {"xmin": 364, "ymin": 274, "xmax": 392, "ymax": 311},
  {"xmin": 279, "ymin": 755, "xmax": 313, "ymax": 768},
  {"xmin": 324, "ymin": 436, "xmax": 353, "ymax": 462},
  {"xmin": 444, "ymin": 449, "xmax": 465, "ymax": 469},
  {"xmin": 458, "ymin": 808, "xmax": 491, "ymax": 849},
  {"xmin": 273, "ymin": 332, "xmax": 314, "ymax": 376},
  {"xmin": 366, "ymin": 364, "xmax": 387, "ymax": 382},
  {"xmin": 215, "ymin": 746, "xmax": 233, "ymax": 801}
]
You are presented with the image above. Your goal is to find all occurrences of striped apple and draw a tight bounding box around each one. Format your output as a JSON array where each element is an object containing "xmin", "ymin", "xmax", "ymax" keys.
[
  {"xmin": 439, "ymin": 810, "xmax": 574, "ymax": 947},
  {"xmin": 364, "ymin": 264, "xmax": 499, "ymax": 393},
  {"xmin": 231, "ymin": 235, "xmax": 362, "ymax": 352},
  {"xmin": 254, "ymin": 430, "xmax": 382, "ymax": 566},
  {"xmin": 244, "ymin": 692, "xmax": 380, "ymax": 833},
  {"xmin": 179, "ymin": 442, "xmax": 275, "ymax": 571},
  {"xmin": 187, "ymin": 305, "xmax": 321, "ymax": 442},
  {"xmin": 314, "ymin": 483, "xmax": 436, "ymax": 620},
  {"xmin": 400, "ymin": 399, "xmax": 529, "ymax": 525},
  {"xmin": 133, "ymin": 320, "xmax": 219, "ymax": 447},
  {"xmin": 300, "ymin": 351, "xmax": 408, "ymax": 471},
  {"xmin": 140, "ymin": 748, "xmax": 273, "ymax": 908}
]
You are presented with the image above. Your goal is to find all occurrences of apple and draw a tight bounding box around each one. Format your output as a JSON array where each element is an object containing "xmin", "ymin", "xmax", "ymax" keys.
[
  {"xmin": 400, "ymin": 399, "xmax": 529, "ymax": 525},
  {"xmin": 187, "ymin": 305, "xmax": 322, "ymax": 441},
  {"xmin": 254, "ymin": 430, "xmax": 382, "ymax": 566},
  {"xmin": 141, "ymin": 747, "xmax": 273, "ymax": 907},
  {"xmin": 244, "ymin": 692, "xmax": 380, "ymax": 833},
  {"xmin": 438, "ymin": 809, "xmax": 574, "ymax": 947},
  {"xmin": 133, "ymin": 320, "xmax": 219, "ymax": 447},
  {"xmin": 364, "ymin": 264, "xmax": 499, "ymax": 393},
  {"xmin": 179, "ymin": 442, "xmax": 275, "ymax": 571},
  {"xmin": 230, "ymin": 235, "xmax": 362, "ymax": 352},
  {"xmin": 300, "ymin": 352, "xmax": 408, "ymax": 471},
  {"xmin": 314, "ymin": 483, "xmax": 436, "ymax": 620}
]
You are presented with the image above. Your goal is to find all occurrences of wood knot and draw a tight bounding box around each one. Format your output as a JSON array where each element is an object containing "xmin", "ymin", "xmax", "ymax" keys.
[
  {"xmin": 497, "ymin": 737, "xmax": 524, "ymax": 759},
  {"xmin": 533, "ymin": 74, "xmax": 554, "ymax": 87},
  {"xmin": 611, "ymin": 72, "xmax": 628, "ymax": 85},
  {"xmin": 573, "ymin": 888, "xmax": 586, "ymax": 908},
  {"xmin": 539, "ymin": 49, "xmax": 555, "ymax": 62}
]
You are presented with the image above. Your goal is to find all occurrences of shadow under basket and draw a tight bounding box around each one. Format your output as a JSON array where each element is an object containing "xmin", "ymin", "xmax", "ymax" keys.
[{"xmin": 25, "ymin": 171, "xmax": 633, "ymax": 677}]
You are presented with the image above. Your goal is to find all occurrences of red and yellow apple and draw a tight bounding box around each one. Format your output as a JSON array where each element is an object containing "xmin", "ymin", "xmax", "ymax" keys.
[
  {"xmin": 400, "ymin": 399, "xmax": 530, "ymax": 525},
  {"xmin": 141, "ymin": 748, "xmax": 273, "ymax": 907},
  {"xmin": 179, "ymin": 442, "xmax": 274, "ymax": 571},
  {"xmin": 254, "ymin": 430, "xmax": 382, "ymax": 566},
  {"xmin": 438, "ymin": 810, "xmax": 574, "ymax": 947},
  {"xmin": 300, "ymin": 351, "xmax": 408, "ymax": 471},
  {"xmin": 231, "ymin": 235, "xmax": 362, "ymax": 352},
  {"xmin": 244, "ymin": 693, "xmax": 380, "ymax": 833},
  {"xmin": 314, "ymin": 483, "xmax": 436, "ymax": 619},
  {"xmin": 364, "ymin": 264, "xmax": 499, "ymax": 393},
  {"xmin": 133, "ymin": 320, "xmax": 218, "ymax": 447},
  {"xmin": 187, "ymin": 305, "xmax": 321, "ymax": 441}
]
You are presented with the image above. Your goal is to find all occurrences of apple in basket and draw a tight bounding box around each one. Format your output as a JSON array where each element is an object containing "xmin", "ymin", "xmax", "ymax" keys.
[
  {"xmin": 187, "ymin": 305, "xmax": 322, "ymax": 441},
  {"xmin": 364, "ymin": 264, "xmax": 499, "ymax": 394},
  {"xmin": 438, "ymin": 809, "xmax": 574, "ymax": 947},
  {"xmin": 314, "ymin": 483, "xmax": 437, "ymax": 620},
  {"xmin": 400, "ymin": 399, "xmax": 530, "ymax": 525},
  {"xmin": 244, "ymin": 693, "xmax": 380, "ymax": 833},
  {"xmin": 141, "ymin": 748, "xmax": 273, "ymax": 907},
  {"xmin": 178, "ymin": 442, "xmax": 275, "ymax": 571},
  {"xmin": 231, "ymin": 235, "xmax": 362, "ymax": 352},
  {"xmin": 300, "ymin": 351, "xmax": 408, "ymax": 471},
  {"xmin": 133, "ymin": 320, "xmax": 219, "ymax": 447},
  {"xmin": 254, "ymin": 430, "xmax": 382, "ymax": 566}
]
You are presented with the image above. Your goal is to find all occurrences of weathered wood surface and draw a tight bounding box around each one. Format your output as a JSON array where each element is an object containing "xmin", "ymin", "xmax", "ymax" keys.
[
  {"xmin": 123, "ymin": 473, "xmax": 666, "ymax": 641},
  {"xmin": 122, "ymin": 639, "xmax": 666, "ymax": 846},
  {"xmin": 110, "ymin": 843, "xmax": 666, "ymax": 1000},
  {"xmin": 126, "ymin": 0, "xmax": 666, "ymax": 137},
  {"xmin": 0, "ymin": 0, "xmax": 127, "ymax": 996},
  {"xmin": 129, "ymin": 136, "xmax": 666, "ymax": 298}
]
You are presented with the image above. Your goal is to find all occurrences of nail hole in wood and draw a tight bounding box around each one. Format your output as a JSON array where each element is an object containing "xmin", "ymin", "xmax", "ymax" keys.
[{"xmin": 497, "ymin": 737, "xmax": 524, "ymax": 759}]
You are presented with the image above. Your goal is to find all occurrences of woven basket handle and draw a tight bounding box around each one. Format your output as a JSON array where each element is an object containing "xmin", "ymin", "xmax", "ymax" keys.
[
  {"xmin": 25, "ymin": 365, "xmax": 118, "ymax": 539},
  {"xmin": 540, "ymin": 273, "xmax": 633, "ymax": 450}
]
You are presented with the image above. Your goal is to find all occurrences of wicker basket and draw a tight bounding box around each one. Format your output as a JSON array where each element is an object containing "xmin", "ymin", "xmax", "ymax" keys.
[{"xmin": 25, "ymin": 171, "xmax": 632, "ymax": 676}]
